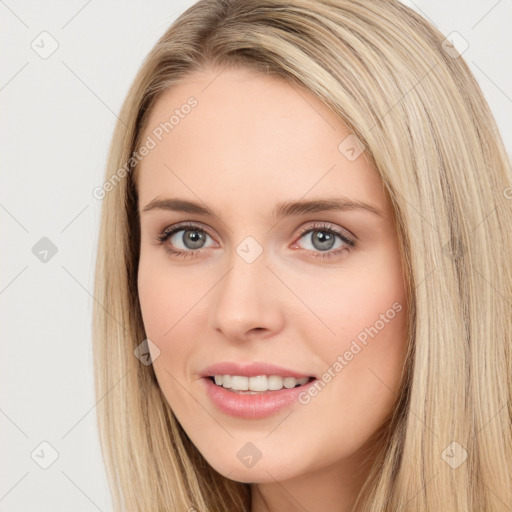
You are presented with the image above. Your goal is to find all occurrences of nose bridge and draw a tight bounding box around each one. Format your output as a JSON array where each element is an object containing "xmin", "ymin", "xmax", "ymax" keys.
[
  {"xmin": 209, "ymin": 237, "xmax": 282, "ymax": 338},
  {"xmin": 217, "ymin": 242, "xmax": 267, "ymax": 311}
]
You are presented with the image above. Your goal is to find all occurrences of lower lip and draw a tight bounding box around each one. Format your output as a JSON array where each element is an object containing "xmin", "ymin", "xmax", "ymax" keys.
[{"xmin": 202, "ymin": 377, "xmax": 317, "ymax": 419}]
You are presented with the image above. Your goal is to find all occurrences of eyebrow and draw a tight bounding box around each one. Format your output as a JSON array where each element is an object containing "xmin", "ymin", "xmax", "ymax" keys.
[{"xmin": 142, "ymin": 196, "xmax": 384, "ymax": 219}]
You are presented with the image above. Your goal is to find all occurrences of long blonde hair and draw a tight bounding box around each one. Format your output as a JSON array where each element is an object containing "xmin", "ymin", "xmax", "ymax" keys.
[{"xmin": 92, "ymin": 0, "xmax": 512, "ymax": 510}]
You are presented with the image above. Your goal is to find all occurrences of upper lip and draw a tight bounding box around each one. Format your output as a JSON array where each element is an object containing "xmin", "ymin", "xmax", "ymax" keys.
[{"xmin": 200, "ymin": 361, "xmax": 316, "ymax": 379}]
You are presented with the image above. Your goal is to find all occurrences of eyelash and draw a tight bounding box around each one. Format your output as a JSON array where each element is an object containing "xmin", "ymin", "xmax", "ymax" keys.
[{"xmin": 154, "ymin": 221, "xmax": 355, "ymax": 260}]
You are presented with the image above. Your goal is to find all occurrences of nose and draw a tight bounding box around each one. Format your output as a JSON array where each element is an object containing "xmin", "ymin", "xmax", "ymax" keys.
[{"xmin": 209, "ymin": 246, "xmax": 284, "ymax": 342}]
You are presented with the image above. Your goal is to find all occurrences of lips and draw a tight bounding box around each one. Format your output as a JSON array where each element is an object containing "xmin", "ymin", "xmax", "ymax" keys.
[
  {"xmin": 202, "ymin": 375, "xmax": 317, "ymax": 419},
  {"xmin": 199, "ymin": 361, "xmax": 316, "ymax": 379},
  {"xmin": 198, "ymin": 361, "xmax": 318, "ymax": 419}
]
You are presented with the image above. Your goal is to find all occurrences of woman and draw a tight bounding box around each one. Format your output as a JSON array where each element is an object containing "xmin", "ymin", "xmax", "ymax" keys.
[{"xmin": 92, "ymin": 0, "xmax": 512, "ymax": 510}]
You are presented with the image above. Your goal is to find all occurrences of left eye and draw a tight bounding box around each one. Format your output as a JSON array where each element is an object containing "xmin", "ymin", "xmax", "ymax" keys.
[
  {"xmin": 292, "ymin": 225, "xmax": 355, "ymax": 258},
  {"xmin": 295, "ymin": 228, "xmax": 350, "ymax": 252}
]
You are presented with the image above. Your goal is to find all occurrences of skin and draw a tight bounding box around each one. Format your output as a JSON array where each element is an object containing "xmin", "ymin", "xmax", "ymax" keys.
[{"xmin": 136, "ymin": 65, "xmax": 409, "ymax": 512}]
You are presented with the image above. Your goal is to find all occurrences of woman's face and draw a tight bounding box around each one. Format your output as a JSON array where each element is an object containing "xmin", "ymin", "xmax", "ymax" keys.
[{"xmin": 137, "ymin": 66, "xmax": 408, "ymax": 486}]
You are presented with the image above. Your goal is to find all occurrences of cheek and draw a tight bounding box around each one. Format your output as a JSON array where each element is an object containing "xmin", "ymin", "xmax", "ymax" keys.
[
  {"xmin": 137, "ymin": 258, "xmax": 206, "ymax": 416},
  {"xmin": 297, "ymin": 245, "xmax": 406, "ymax": 355},
  {"xmin": 137, "ymin": 255, "xmax": 204, "ymax": 339},
  {"xmin": 324, "ymin": 272, "xmax": 406, "ymax": 348},
  {"xmin": 137, "ymin": 257, "xmax": 194, "ymax": 386},
  {"xmin": 138, "ymin": 264, "xmax": 171, "ymax": 340},
  {"xmin": 295, "ymin": 248, "xmax": 408, "ymax": 429}
]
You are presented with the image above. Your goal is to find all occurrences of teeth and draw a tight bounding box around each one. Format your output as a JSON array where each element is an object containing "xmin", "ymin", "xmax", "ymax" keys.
[
  {"xmin": 231, "ymin": 375, "xmax": 249, "ymax": 390},
  {"xmin": 212, "ymin": 375, "xmax": 310, "ymax": 392}
]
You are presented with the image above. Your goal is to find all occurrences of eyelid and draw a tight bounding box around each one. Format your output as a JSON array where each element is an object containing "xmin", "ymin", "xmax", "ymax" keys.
[
  {"xmin": 159, "ymin": 221, "xmax": 216, "ymax": 240},
  {"xmin": 159, "ymin": 220, "xmax": 354, "ymax": 239},
  {"xmin": 294, "ymin": 221, "xmax": 356, "ymax": 242}
]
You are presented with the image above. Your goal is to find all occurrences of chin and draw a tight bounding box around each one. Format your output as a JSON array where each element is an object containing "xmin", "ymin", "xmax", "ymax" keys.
[{"xmin": 206, "ymin": 455, "xmax": 302, "ymax": 484}]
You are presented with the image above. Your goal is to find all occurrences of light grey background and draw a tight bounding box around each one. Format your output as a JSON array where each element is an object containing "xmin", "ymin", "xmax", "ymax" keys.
[{"xmin": 1, "ymin": 1, "xmax": 510, "ymax": 510}]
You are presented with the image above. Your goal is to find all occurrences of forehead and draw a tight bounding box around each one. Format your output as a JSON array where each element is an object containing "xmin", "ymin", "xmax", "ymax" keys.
[{"xmin": 136, "ymin": 66, "xmax": 385, "ymax": 216}]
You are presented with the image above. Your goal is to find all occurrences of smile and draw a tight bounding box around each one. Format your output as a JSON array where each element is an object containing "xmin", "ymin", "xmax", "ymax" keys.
[{"xmin": 202, "ymin": 375, "xmax": 317, "ymax": 419}]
